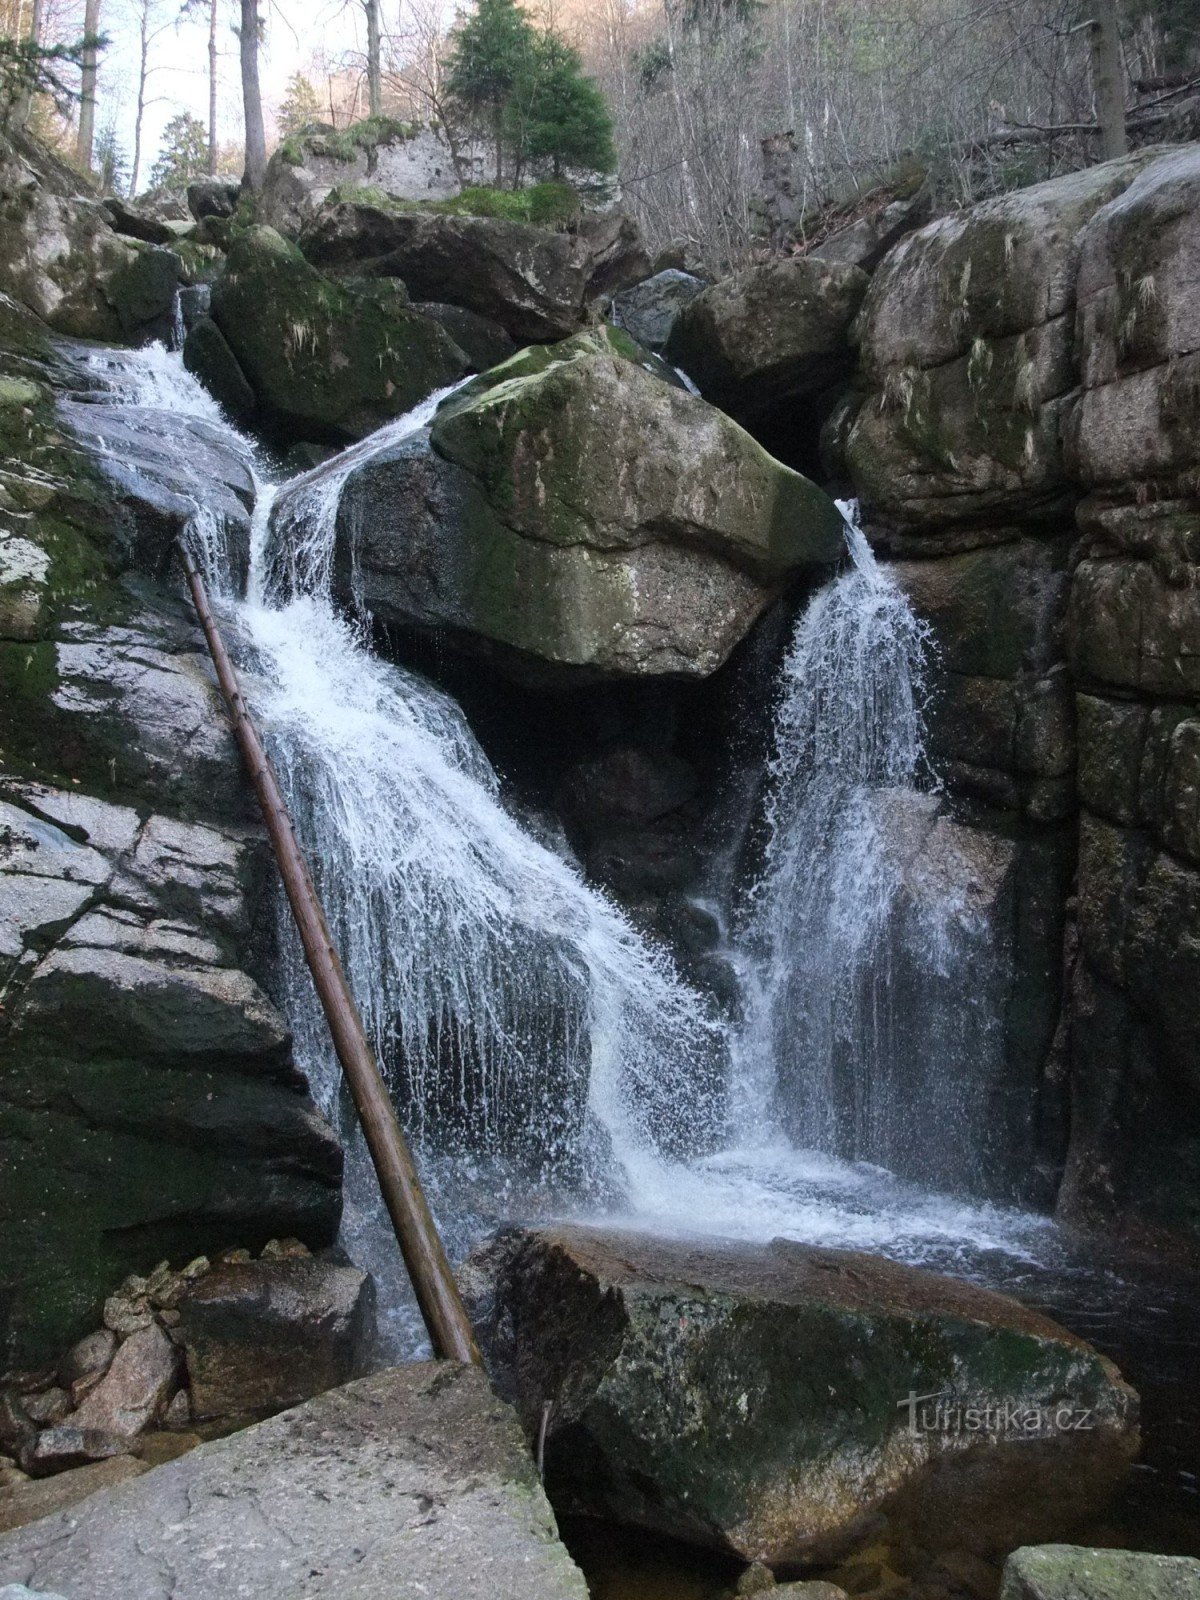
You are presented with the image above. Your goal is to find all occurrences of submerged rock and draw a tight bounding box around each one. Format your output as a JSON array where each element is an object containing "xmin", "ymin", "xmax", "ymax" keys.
[
  {"xmin": 301, "ymin": 326, "xmax": 844, "ymax": 680},
  {"xmin": 0, "ymin": 1364, "xmax": 588, "ymax": 1600},
  {"xmin": 1000, "ymin": 1546, "xmax": 1200, "ymax": 1600},
  {"xmin": 207, "ymin": 225, "xmax": 468, "ymax": 442},
  {"xmin": 178, "ymin": 1256, "xmax": 375, "ymax": 1421},
  {"xmin": 464, "ymin": 1225, "xmax": 1139, "ymax": 1567}
]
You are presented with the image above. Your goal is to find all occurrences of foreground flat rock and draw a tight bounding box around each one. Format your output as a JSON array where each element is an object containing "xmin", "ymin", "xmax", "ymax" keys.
[
  {"xmin": 0, "ymin": 1363, "xmax": 587, "ymax": 1600},
  {"xmin": 464, "ymin": 1226, "xmax": 1139, "ymax": 1568},
  {"xmin": 1001, "ymin": 1545, "xmax": 1200, "ymax": 1600}
]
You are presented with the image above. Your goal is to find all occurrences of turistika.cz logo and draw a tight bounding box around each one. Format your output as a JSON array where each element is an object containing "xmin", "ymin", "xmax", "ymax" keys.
[{"xmin": 897, "ymin": 1390, "xmax": 1097, "ymax": 1438}]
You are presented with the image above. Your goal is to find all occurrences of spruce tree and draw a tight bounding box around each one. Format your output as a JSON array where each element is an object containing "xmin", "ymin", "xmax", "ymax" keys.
[
  {"xmin": 446, "ymin": 0, "xmax": 536, "ymax": 185},
  {"xmin": 512, "ymin": 35, "xmax": 616, "ymax": 178},
  {"xmin": 278, "ymin": 72, "xmax": 323, "ymax": 137},
  {"xmin": 149, "ymin": 110, "xmax": 210, "ymax": 191}
]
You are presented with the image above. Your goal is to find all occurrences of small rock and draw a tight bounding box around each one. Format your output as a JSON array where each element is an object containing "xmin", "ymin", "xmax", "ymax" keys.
[
  {"xmin": 0, "ymin": 1401, "xmax": 33, "ymax": 1460},
  {"xmin": 69, "ymin": 1374, "xmax": 103, "ymax": 1406},
  {"xmin": 72, "ymin": 1325, "xmax": 179, "ymax": 1440},
  {"xmin": 21, "ymin": 1391, "xmax": 70, "ymax": 1428},
  {"xmin": 738, "ymin": 1562, "xmax": 778, "ymax": 1595},
  {"xmin": 259, "ymin": 1237, "xmax": 310, "ymax": 1261},
  {"xmin": 18, "ymin": 1426, "xmax": 125, "ymax": 1478},
  {"xmin": 148, "ymin": 1274, "xmax": 187, "ymax": 1311},
  {"xmin": 180, "ymin": 1257, "xmax": 375, "ymax": 1421},
  {"xmin": 102, "ymin": 1293, "xmax": 154, "ymax": 1339},
  {"xmin": 0, "ymin": 1371, "xmax": 55, "ymax": 1398},
  {"xmin": 180, "ymin": 1256, "xmax": 210, "ymax": 1281},
  {"xmin": 57, "ymin": 1328, "xmax": 117, "ymax": 1391},
  {"xmin": 774, "ymin": 1587, "xmax": 850, "ymax": 1600},
  {"xmin": 157, "ymin": 1308, "xmax": 181, "ymax": 1328},
  {"xmin": 143, "ymin": 1261, "xmax": 174, "ymax": 1296},
  {"xmin": 0, "ymin": 1464, "xmax": 27, "ymax": 1491},
  {"xmin": 213, "ymin": 1247, "xmax": 252, "ymax": 1265},
  {"xmin": 162, "ymin": 1389, "xmax": 191, "ymax": 1430}
]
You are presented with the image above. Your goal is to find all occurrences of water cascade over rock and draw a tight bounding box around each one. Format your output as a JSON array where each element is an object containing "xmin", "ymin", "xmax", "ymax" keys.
[{"xmin": 730, "ymin": 512, "xmax": 1016, "ymax": 1195}]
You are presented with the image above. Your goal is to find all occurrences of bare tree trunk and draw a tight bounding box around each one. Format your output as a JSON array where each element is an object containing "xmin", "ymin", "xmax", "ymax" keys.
[
  {"xmin": 240, "ymin": 0, "xmax": 267, "ymax": 189},
  {"xmin": 364, "ymin": 0, "xmax": 382, "ymax": 118},
  {"xmin": 13, "ymin": 0, "xmax": 44, "ymax": 129},
  {"xmin": 75, "ymin": 0, "xmax": 102, "ymax": 168},
  {"xmin": 129, "ymin": 3, "xmax": 150, "ymax": 195},
  {"xmin": 207, "ymin": 0, "xmax": 219, "ymax": 174},
  {"xmin": 1091, "ymin": 0, "xmax": 1128, "ymax": 159},
  {"xmin": 493, "ymin": 104, "xmax": 503, "ymax": 185}
]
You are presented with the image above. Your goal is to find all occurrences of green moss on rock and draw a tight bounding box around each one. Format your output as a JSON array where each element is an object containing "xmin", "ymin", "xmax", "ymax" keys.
[{"xmin": 209, "ymin": 225, "xmax": 469, "ymax": 442}]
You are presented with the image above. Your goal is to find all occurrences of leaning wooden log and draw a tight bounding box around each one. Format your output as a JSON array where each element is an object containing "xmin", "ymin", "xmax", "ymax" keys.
[{"xmin": 178, "ymin": 540, "xmax": 482, "ymax": 1368}]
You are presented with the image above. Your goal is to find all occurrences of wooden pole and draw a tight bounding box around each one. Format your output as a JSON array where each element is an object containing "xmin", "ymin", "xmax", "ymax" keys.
[{"xmin": 178, "ymin": 543, "xmax": 482, "ymax": 1367}]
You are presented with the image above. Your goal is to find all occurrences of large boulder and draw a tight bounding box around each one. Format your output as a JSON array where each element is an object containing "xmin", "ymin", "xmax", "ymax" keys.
[
  {"xmin": 277, "ymin": 327, "xmax": 846, "ymax": 679},
  {"xmin": 666, "ymin": 256, "xmax": 868, "ymax": 420},
  {"xmin": 846, "ymin": 154, "xmax": 1158, "ymax": 532},
  {"xmin": 464, "ymin": 1225, "xmax": 1139, "ymax": 1568},
  {"xmin": 204, "ymin": 225, "xmax": 468, "ymax": 443},
  {"xmin": 0, "ymin": 1364, "xmax": 589, "ymax": 1600},
  {"xmin": 612, "ymin": 268, "xmax": 707, "ymax": 353},
  {"xmin": 301, "ymin": 201, "xmax": 595, "ymax": 342}
]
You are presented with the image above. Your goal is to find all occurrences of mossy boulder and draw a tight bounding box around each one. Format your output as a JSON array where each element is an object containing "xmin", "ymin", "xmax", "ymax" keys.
[
  {"xmin": 208, "ymin": 225, "xmax": 468, "ymax": 443},
  {"xmin": 464, "ymin": 1225, "xmax": 1139, "ymax": 1569},
  {"xmin": 1001, "ymin": 1546, "xmax": 1200, "ymax": 1600},
  {"xmin": 301, "ymin": 201, "xmax": 595, "ymax": 342},
  {"xmin": 278, "ymin": 326, "xmax": 845, "ymax": 679}
]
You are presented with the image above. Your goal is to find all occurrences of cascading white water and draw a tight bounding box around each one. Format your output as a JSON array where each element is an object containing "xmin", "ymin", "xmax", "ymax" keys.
[
  {"xmin": 69, "ymin": 345, "xmax": 725, "ymax": 1343},
  {"xmin": 725, "ymin": 504, "xmax": 1012, "ymax": 1193},
  {"xmin": 68, "ymin": 343, "xmax": 1051, "ymax": 1330}
]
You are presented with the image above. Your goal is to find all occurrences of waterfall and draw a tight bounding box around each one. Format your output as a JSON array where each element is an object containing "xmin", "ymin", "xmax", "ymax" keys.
[
  {"xmin": 68, "ymin": 344, "xmax": 723, "ymax": 1344},
  {"xmin": 727, "ymin": 505, "xmax": 1013, "ymax": 1194},
  {"xmin": 67, "ymin": 344, "xmax": 1048, "ymax": 1330}
]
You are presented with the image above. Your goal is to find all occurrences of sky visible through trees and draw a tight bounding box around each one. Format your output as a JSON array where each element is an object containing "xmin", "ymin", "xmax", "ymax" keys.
[{"xmin": 2, "ymin": 0, "xmax": 1196, "ymax": 263}]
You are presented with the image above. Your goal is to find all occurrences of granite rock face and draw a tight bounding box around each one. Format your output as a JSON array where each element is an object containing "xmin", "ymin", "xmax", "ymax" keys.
[
  {"xmin": 1058, "ymin": 145, "xmax": 1200, "ymax": 1247},
  {"xmin": 0, "ymin": 1364, "xmax": 589, "ymax": 1600},
  {"xmin": 0, "ymin": 277, "xmax": 340, "ymax": 1368},
  {"xmin": 465, "ymin": 1225, "xmax": 1139, "ymax": 1568},
  {"xmin": 847, "ymin": 156, "xmax": 1157, "ymax": 532}
]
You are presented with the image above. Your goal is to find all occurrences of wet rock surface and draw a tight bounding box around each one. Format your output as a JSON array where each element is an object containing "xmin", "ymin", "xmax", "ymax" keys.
[
  {"xmin": 0, "ymin": 1363, "xmax": 589, "ymax": 1600},
  {"xmin": 180, "ymin": 1256, "xmax": 375, "ymax": 1421},
  {"xmin": 465, "ymin": 1225, "xmax": 1140, "ymax": 1568}
]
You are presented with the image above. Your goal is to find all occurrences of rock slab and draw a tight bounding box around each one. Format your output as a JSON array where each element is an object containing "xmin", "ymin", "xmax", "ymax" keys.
[
  {"xmin": 464, "ymin": 1225, "xmax": 1139, "ymax": 1568},
  {"xmin": 0, "ymin": 1363, "xmax": 588, "ymax": 1600},
  {"xmin": 1001, "ymin": 1546, "xmax": 1200, "ymax": 1600}
]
